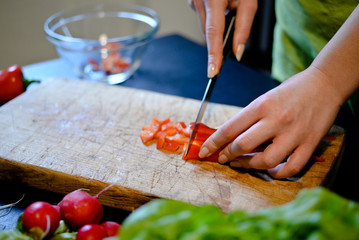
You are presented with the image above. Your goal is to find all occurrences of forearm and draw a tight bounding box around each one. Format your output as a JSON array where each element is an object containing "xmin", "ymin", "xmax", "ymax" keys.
[{"xmin": 312, "ymin": 5, "xmax": 359, "ymax": 105}]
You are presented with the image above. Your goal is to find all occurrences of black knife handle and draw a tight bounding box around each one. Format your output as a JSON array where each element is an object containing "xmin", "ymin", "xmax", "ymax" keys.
[{"xmin": 222, "ymin": 10, "xmax": 236, "ymax": 66}]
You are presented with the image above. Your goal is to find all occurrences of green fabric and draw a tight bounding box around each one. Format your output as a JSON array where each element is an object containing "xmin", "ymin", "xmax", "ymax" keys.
[{"xmin": 272, "ymin": 0, "xmax": 359, "ymax": 118}]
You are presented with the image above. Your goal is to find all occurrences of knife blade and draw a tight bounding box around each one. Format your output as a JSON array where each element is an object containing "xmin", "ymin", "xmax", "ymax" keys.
[{"xmin": 184, "ymin": 10, "xmax": 236, "ymax": 158}]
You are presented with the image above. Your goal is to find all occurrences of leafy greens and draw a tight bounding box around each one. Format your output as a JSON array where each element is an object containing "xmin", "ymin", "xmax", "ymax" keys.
[{"xmin": 118, "ymin": 187, "xmax": 359, "ymax": 240}]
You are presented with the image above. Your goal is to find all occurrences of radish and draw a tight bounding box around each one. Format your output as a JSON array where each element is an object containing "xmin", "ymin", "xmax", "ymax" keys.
[
  {"xmin": 58, "ymin": 184, "xmax": 113, "ymax": 230},
  {"xmin": 22, "ymin": 201, "xmax": 61, "ymax": 237},
  {"xmin": 76, "ymin": 224, "xmax": 107, "ymax": 240},
  {"xmin": 101, "ymin": 221, "xmax": 121, "ymax": 236}
]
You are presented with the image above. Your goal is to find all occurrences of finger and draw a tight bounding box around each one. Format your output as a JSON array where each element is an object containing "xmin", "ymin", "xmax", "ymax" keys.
[
  {"xmin": 267, "ymin": 142, "xmax": 318, "ymax": 179},
  {"xmin": 229, "ymin": 133, "xmax": 299, "ymax": 169},
  {"xmin": 190, "ymin": 0, "xmax": 207, "ymax": 35},
  {"xmin": 188, "ymin": 0, "xmax": 196, "ymax": 10},
  {"xmin": 233, "ymin": 0, "xmax": 257, "ymax": 61},
  {"xmin": 199, "ymin": 104, "xmax": 260, "ymax": 158},
  {"xmin": 218, "ymin": 120, "xmax": 276, "ymax": 163},
  {"xmin": 204, "ymin": 0, "xmax": 227, "ymax": 78},
  {"xmin": 228, "ymin": 0, "xmax": 240, "ymax": 9}
]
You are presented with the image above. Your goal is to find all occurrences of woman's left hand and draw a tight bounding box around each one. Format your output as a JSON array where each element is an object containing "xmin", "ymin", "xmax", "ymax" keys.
[{"xmin": 199, "ymin": 66, "xmax": 342, "ymax": 178}]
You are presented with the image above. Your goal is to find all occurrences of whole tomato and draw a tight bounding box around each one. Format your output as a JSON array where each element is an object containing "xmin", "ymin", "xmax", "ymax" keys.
[{"xmin": 0, "ymin": 65, "xmax": 25, "ymax": 104}]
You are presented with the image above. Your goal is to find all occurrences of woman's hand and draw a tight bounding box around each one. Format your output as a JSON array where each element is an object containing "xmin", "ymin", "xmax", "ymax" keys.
[
  {"xmin": 188, "ymin": 0, "xmax": 257, "ymax": 78},
  {"xmin": 199, "ymin": 66, "xmax": 342, "ymax": 178},
  {"xmin": 190, "ymin": 2, "xmax": 359, "ymax": 178}
]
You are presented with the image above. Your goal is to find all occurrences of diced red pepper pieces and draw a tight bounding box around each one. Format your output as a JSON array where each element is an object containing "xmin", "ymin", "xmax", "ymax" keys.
[
  {"xmin": 166, "ymin": 133, "xmax": 189, "ymax": 145},
  {"xmin": 156, "ymin": 127, "xmax": 177, "ymax": 150},
  {"xmin": 182, "ymin": 125, "xmax": 192, "ymax": 137},
  {"xmin": 163, "ymin": 141, "xmax": 180, "ymax": 152},
  {"xmin": 140, "ymin": 117, "xmax": 162, "ymax": 144},
  {"xmin": 175, "ymin": 122, "xmax": 187, "ymax": 133},
  {"xmin": 140, "ymin": 117, "xmax": 190, "ymax": 153},
  {"xmin": 89, "ymin": 42, "xmax": 131, "ymax": 75}
]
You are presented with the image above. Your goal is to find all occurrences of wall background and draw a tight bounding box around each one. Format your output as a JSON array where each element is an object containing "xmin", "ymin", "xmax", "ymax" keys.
[{"xmin": 0, "ymin": 0, "xmax": 204, "ymax": 69}]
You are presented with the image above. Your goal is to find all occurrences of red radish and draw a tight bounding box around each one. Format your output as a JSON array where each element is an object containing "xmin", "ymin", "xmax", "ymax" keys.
[
  {"xmin": 58, "ymin": 184, "xmax": 113, "ymax": 230},
  {"xmin": 53, "ymin": 204, "xmax": 61, "ymax": 215},
  {"xmin": 58, "ymin": 190, "xmax": 103, "ymax": 229},
  {"xmin": 101, "ymin": 221, "xmax": 121, "ymax": 236},
  {"xmin": 76, "ymin": 224, "xmax": 107, "ymax": 240},
  {"xmin": 22, "ymin": 201, "xmax": 61, "ymax": 237}
]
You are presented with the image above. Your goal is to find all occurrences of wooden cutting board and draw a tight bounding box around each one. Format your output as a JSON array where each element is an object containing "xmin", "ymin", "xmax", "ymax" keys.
[{"xmin": 0, "ymin": 78, "xmax": 345, "ymax": 213}]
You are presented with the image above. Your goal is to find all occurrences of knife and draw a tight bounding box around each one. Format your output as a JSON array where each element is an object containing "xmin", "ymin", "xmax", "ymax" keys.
[{"xmin": 184, "ymin": 10, "xmax": 236, "ymax": 158}]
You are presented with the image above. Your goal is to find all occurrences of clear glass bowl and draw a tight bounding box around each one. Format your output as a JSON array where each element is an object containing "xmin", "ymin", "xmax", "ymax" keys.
[{"xmin": 44, "ymin": 3, "xmax": 159, "ymax": 84}]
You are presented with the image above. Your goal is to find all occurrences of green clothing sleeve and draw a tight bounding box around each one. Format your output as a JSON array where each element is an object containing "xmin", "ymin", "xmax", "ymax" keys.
[{"xmin": 272, "ymin": 0, "xmax": 359, "ymax": 118}]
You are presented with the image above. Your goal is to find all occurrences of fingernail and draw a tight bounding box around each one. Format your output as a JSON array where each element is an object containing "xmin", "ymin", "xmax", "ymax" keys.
[
  {"xmin": 230, "ymin": 161, "xmax": 242, "ymax": 167},
  {"xmin": 198, "ymin": 147, "xmax": 209, "ymax": 158},
  {"xmin": 207, "ymin": 63, "xmax": 216, "ymax": 78},
  {"xmin": 218, "ymin": 154, "xmax": 228, "ymax": 164},
  {"xmin": 235, "ymin": 44, "xmax": 245, "ymax": 62}
]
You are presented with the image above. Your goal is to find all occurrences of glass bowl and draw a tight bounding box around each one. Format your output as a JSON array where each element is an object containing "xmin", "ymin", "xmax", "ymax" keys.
[{"xmin": 44, "ymin": 3, "xmax": 159, "ymax": 84}]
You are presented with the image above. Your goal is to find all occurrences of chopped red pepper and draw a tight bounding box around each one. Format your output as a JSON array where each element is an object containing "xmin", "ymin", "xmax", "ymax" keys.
[
  {"xmin": 180, "ymin": 123, "xmax": 223, "ymax": 161},
  {"xmin": 156, "ymin": 127, "xmax": 177, "ymax": 150},
  {"xmin": 140, "ymin": 117, "xmax": 162, "ymax": 144},
  {"xmin": 175, "ymin": 122, "xmax": 187, "ymax": 133},
  {"xmin": 140, "ymin": 117, "xmax": 220, "ymax": 161},
  {"xmin": 166, "ymin": 133, "xmax": 189, "ymax": 145},
  {"xmin": 140, "ymin": 117, "xmax": 191, "ymax": 153},
  {"xmin": 182, "ymin": 139, "xmax": 220, "ymax": 162},
  {"xmin": 88, "ymin": 42, "xmax": 131, "ymax": 75},
  {"xmin": 163, "ymin": 141, "xmax": 180, "ymax": 152}
]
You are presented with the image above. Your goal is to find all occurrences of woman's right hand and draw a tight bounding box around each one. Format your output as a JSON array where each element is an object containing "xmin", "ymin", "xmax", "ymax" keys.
[{"xmin": 188, "ymin": 0, "xmax": 258, "ymax": 78}]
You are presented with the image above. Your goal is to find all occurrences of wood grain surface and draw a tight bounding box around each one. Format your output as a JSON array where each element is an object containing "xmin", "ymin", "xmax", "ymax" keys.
[{"xmin": 0, "ymin": 78, "xmax": 345, "ymax": 213}]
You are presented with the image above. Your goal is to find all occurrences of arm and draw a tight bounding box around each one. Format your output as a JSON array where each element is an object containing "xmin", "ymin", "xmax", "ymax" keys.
[
  {"xmin": 311, "ymin": 5, "xmax": 359, "ymax": 105},
  {"xmin": 199, "ymin": 5, "xmax": 359, "ymax": 178}
]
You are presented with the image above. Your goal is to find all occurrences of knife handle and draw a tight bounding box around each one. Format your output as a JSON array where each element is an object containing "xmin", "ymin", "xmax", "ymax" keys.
[{"xmin": 221, "ymin": 10, "xmax": 236, "ymax": 68}]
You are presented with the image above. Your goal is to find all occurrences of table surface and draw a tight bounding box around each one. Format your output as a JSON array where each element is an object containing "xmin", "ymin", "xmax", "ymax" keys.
[{"xmin": 1, "ymin": 34, "xmax": 358, "ymax": 230}]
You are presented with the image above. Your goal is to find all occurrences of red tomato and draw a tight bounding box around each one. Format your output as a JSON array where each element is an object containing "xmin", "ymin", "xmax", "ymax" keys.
[
  {"xmin": 0, "ymin": 65, "xmax": 25, "ymax": 104},
  {"xmin": 22, "ymin": 201, "xmax": 61, "ymax": 237}
]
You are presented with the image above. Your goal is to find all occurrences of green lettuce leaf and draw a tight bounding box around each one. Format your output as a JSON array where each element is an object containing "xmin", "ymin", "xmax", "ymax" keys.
[
  {"xmin": 0, "ymin": 230, "xmax": 32, "ymax": 240},
  {"xmin": 118, "ymin": 187, "xmax": 359, "ymax": 240}
]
